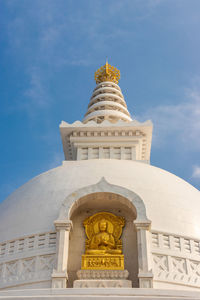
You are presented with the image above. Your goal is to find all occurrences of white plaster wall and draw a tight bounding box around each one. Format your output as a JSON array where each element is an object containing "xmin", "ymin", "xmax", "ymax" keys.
[{"xmin": 0, "ymin": 159, "xmax": 199, "ymax": 243}]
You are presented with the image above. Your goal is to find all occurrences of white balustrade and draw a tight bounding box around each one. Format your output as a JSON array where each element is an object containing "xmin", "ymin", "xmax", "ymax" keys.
[
  {"xmin": 0, "ymin": 232, "xmax": 56, "ymax": 289},
  {"xmin": 151, "ymin": 231, "xmax": 200, "ymax": 288}
]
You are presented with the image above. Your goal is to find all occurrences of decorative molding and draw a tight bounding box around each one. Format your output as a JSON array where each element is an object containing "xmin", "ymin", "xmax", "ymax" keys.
[
  {"xmin": 151, "ymin": 231, "xmax": 200, "ymax": 288},
  {"xmin": 153, "ymin": 254, "xmax": 200, "ymax": 287},
  {"xmin": 60, "ymin": 119, "xmax": 152, "ymax": 162},
  {"xmin": 58, "ymin": 177, "xmax": 149, "ymax": 224},
  {"xmin": 54, "ymin": 220, "xmax": 72, "ymax": 232},
  {"xmin": 77, "ymin": 269, "xmax": 129, "ymax": 280},
  {"xmin": 134, "ymin": 220, "xmax": 151, "ymax": 231},
  {"xmin": 60, "ymin": 119, "xmax": 152, "ymax": 128},
  {"xmin": 71, "ymin": 129, "xmax": 145, "ymax": 138},
  {"xmin": 0, "ymin": 254, "xmax": 55, "ymax": 289},
  {"xmin": 73, "ymin": 279, "xmax": 132, "ymax": 288}
]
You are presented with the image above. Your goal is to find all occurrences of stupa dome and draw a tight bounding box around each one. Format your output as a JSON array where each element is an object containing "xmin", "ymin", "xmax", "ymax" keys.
[{"xmin": 0, "ymin": 160, "xmax": 199, "ymax": 243}]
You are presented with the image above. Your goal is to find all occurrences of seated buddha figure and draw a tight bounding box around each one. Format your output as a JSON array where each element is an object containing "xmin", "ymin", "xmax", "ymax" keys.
[{"xmin": 86, "ymin": 219, "xmax": 122, "ymax": 255}]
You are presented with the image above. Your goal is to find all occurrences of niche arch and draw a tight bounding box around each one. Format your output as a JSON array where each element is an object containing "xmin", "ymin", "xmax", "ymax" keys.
[
  {"xmin": 58, "ymin": 177, "xmax": 149, "ymax": 223},
  {"xmin": 53, "ymin": 177, "xmax": 152, "ymax": 288}
]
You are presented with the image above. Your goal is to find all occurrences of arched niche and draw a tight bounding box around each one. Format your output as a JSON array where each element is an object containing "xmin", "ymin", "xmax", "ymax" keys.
[
  {"xmin": 68, "ymin": 191, "xmax": 138, "ymax": 287},
  {"xmin": 53, "ymin": 178, "xmax": 152, "ymax": 288}
]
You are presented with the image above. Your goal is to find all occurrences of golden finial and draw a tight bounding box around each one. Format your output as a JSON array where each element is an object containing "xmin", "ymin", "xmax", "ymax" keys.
[
  {"xmin": 105, "ymin": 59, "xmax": 108, "ymax": 73},
  {"xmin": 94, "ymin": 61, "xmax": 120, "ymax": 84}
]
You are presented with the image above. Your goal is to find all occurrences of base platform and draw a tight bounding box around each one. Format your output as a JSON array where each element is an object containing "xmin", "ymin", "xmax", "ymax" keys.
[
  {"xmin": 74, "ymin": 269, "xmax": 131, "ymax": 288},
  {"xmin": 0, "ymin": 288, "xmax": 200, "ymax": 300},
  {"xmin": 73, "ymin": 279, "xmax": 132, "ymax": 288}
]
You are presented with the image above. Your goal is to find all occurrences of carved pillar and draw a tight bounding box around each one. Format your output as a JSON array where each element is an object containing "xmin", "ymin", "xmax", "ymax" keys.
[
  {"xmin": 134, "ymin": 220, "xmax": 153, "ymax": 288},
  {"xmin": 52, "ymin": 220, "xmax": 72, "ymax": 288}
]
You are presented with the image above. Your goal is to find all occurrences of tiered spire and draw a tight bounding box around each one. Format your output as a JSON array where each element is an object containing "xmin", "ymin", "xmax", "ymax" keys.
[
  {"xmin": 60, "ymin": 61, "xmax": 153, "ymax": 162},
  {"xmin": 83, "ymin": 62, "xmax": 132, "ymax": 124}
]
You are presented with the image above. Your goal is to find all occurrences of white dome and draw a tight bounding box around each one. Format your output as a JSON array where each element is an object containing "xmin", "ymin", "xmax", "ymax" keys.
[{"xmin": 0, "ymin": 159, "xmax": 199, "ymax": 243}]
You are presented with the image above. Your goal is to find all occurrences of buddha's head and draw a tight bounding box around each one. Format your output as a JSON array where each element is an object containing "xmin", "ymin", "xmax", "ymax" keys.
[{"xmin": 99, "ymin": 219, "xmax": 107, "ymax": 232}]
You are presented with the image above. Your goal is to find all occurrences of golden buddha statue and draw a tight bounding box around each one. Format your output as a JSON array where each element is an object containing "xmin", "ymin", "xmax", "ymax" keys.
[
  {"xmin": 86, "ymin": 219, "xmax": 121, "ymax": 255},
  {"xmin": 81, "ymin": 212, "xmax": 125, "ymax": 270}
]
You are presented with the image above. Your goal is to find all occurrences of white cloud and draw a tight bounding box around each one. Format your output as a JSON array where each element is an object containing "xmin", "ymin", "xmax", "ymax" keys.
[
  {"xmin": 22, "ymin": 68, "xmax": 51, "ymax": 115},
  {"xmin": 137, "ymin": 84, "xmax": 200, "ymax": 150},
  {"xmin": 192, "ymin": 166, "xmax": 200, "ymax": 179},
  {"xmin": 48, "ymin": 152, "xmax": 64, "ymax": 169},
  {"xmin": 4, "ymin": 0, "xmax": 165, "ymax": 117}
]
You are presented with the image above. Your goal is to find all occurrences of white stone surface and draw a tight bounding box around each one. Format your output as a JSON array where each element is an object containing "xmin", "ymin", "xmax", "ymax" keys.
[
  {"xmin": 0, "ymin": 288, "xmax": 200, "ymax": 299},
  {"xmin": 73, "ymin": 279, "xmax": 132, "ymax": 288},
  {"xmin": 0, "ymin": 159, "xmax": 199, "ymax": 243}
]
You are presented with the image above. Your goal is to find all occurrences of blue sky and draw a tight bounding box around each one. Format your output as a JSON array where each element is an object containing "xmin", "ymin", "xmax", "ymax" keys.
[{"xmin": 0, "ymin": 0, "xmax": 200, "ymax": 203}]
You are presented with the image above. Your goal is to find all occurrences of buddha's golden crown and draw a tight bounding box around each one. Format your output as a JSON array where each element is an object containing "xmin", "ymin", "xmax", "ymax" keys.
[{"xmin": 94, "ymin": 61, "xmax": 120, "ymax": 84}]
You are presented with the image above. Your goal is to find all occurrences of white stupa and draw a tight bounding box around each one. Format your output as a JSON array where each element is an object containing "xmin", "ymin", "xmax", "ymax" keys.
[{"xmin": 0, "ymin": 63, "xmax": 199, "ymax": 300}]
